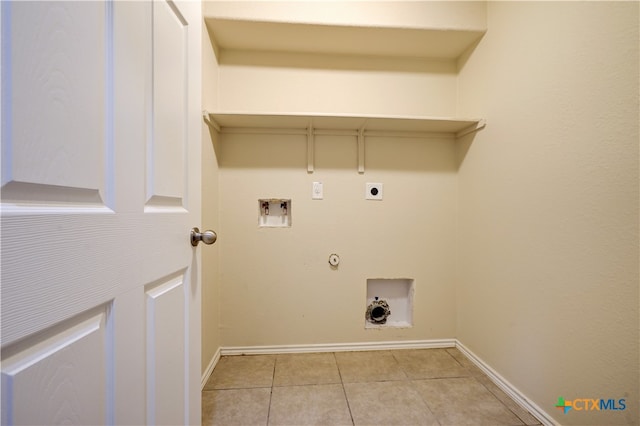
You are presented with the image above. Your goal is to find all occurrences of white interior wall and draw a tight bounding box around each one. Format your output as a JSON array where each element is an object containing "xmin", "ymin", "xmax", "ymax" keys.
[
  {"xmin": 204, "ymin": 1, "xmax": 478, "ymax": 352},
  {"xmin": 217, "ymin": 52, "xmax": 457, "ymax": 117},
  {"xmin": 201, "ymin": 2, "xmax": 639, "ymax": 424},
  {"xmin": 456, "ymin": 3, "xmax": 639, "ymax": 425},
  {"xmin": 200, "ymin": 21, "xmax": 221, "ymax": 375},
  {"xmin": 203, "ymin": 1, "xmax": 486, "ymax": 32},
  {"xmin": 205, "ymin": 0, "xmax": 485, "ymax": 117},
  {"xmin": 219, "ymin": 134, "xmax": 458, "ymax": 346}
]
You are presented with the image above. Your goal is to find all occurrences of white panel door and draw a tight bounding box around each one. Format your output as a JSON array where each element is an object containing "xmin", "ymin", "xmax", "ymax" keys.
[{"xmin": 1, "ymin": 1, "xmax": 203, "ymax": 424}]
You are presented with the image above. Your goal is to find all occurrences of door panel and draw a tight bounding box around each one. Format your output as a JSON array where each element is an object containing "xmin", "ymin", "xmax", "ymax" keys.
[
  {"xmin": 2, "ymin": 1, "xmax": 115, "ymax": 345},
  {"xmin": 145, "ymin": 270, "xmax": 187, "ymax": 426},
  {"xmin": 147, "ymin": 0, "xmax": 187, "ymax": 209},
  {"xmin": 2, "ymin": 1, "xmax": 108, "ymax": 206},
  {"xmin": 1, "ymin": 306, "xmax": 112, "ymax": 425},
  {"xmin": 1, "ymin": 1, "xmax": 202, "ymax": 424}
]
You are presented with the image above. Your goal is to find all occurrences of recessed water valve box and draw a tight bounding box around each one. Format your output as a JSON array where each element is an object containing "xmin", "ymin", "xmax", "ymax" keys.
[
  {"xmin": 259, "ymin": 199, "xmax": 291, "ymax": 227},
  {"xmin": 366, "ymin": 183, "xmax": 383, "ymax": 200}
]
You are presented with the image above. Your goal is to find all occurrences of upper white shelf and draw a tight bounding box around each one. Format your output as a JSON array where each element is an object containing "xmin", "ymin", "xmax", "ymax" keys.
[
  {"xmin": 206, "ymin": 112, "xmax": 485, "ymax": 138},
  {"xmin": 205, "ymin": 18, "xmax": 485, "ymax": 60}
]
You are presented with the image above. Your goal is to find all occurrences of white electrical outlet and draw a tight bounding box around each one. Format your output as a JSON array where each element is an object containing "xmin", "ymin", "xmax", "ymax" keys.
[
  {"xmin": 312, "ymin": 182, "xmax": 323, "ymax": 199},
  {"xmin": 366, "ymin": 183, "xmax": 383, "ymax": 200}
]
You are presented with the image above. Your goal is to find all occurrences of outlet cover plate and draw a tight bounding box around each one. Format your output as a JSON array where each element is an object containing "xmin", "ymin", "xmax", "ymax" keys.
[
  {"xmin": 366, "ymin": 183, "xmax": 383, "ymax": 200},
  {"xmin": 312, "ymin": 182, "xmax": 323, "ymax": 199}
]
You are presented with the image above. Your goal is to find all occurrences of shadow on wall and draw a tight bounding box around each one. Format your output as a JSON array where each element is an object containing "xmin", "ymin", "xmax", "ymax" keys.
[
  {"xmin": 219, "ymin": 132, "xmax": 474, "ymax": 173},
  {"xmin": 217, "ymin": 49, "xmax": 457, "ymax": 74},
  {"xmin": 455, "ymin": 131, "xmax": 478, "ymax": 171},
  {"xmin": 204, "ymin": 119, "xmax": 222, "ymax": 162}
]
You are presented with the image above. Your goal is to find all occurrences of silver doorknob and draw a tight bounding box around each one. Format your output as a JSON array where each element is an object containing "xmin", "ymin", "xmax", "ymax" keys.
[{"xmin": 191, "ymin": 227, "xmax": 217, "ymax": 246}]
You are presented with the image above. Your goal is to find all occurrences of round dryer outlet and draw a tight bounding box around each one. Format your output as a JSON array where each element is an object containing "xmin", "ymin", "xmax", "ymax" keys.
[{"xmin": 366, "ymin": 299, "xmax": 391, "ymax": 324}]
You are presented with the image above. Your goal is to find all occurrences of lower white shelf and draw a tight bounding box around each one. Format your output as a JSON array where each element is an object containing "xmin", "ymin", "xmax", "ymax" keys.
[
  {"xmin": 203, "ymin": 112, "xmax": 485, "ymax": 174},
  {"xmin": 206, "ymin": 111, "xmax": 485, "ymax": 138}
]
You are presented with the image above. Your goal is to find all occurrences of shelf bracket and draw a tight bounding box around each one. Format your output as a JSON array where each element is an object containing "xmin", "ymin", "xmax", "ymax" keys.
[
  {"xmin": 202, "ymin": 110, "xmax": 220, "ymax": 132},
  {"xmin": 456, "ymin": 119, "xmax": 486, "ymax": 139},
  {"xmin": 307, "ymin": 121, "xmax": 314, "ymax": 173},
  {"xmin": 357, "ymin": 126, "xmax": 365, "ymax": 174}
]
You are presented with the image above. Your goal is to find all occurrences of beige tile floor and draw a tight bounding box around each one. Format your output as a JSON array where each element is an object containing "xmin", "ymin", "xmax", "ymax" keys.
[{"xmin": 202, "ymin": 348, "xmax": 542, "ymax": 426}]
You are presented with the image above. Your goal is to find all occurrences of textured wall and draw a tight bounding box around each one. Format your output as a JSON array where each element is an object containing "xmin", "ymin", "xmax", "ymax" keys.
[
  {"xmin": 204, "ymin": 0, "xmax": 485, "ymax": 118},
  {"xmin": 456, "ymin": 2, "xmax": 639, "ymax": 425},
  {"xmin": 201, "ymin": 22, "xmax": 221, "ymax": 375},
  {"xmin": 216, "ymin": 52, "xmax": 458, "ymax": 117},
  {"xmin": 204, "ymin": 1, "xmax": 486, "ymax": 32},
  {"xmin": 206, "ymin": 0, "xmax": 477, "ymax": 349},
  {"xmin": 202, "ymin": 2, "xmax": 639, "ymax": 424},
  {"xmin": 219, "ymin": 134, "xmax": 458, "ymax": 346}
]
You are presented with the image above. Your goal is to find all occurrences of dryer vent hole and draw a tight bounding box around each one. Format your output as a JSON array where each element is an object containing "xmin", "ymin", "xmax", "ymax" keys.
[
  {"xmin": 366, "ymin": 299, "xmax": 391, "ymax": 324},
  {"xmin": 371, "ymin": 306, "xmax": 386, "ymax": 320}
]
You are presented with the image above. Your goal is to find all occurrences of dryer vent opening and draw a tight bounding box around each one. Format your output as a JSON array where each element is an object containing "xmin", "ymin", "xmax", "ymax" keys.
[{"xmin": 366, "ymin": 299, "xmax": 391, "ymax": 324}]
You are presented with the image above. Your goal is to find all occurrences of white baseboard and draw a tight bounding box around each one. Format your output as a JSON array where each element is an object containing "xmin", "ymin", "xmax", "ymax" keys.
[
  {"xmin": 220, "ymin": 338, "xmax": 455, "ymax": 356},
  {"xmin": 201, "ymin": 347, "xmax": 221, "ymax": 390},
  {"xmin": 455, "ymin": 341, "xmax": 556, "ymax": 426}
]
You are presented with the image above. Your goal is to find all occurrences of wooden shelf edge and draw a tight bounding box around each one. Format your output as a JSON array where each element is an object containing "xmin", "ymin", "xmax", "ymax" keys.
[{"xmin": 206, "ymin": 112, "xmax": 485, "ymax": 137}]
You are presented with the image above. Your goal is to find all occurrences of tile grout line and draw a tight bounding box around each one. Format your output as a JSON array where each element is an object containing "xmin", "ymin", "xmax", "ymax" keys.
[
  {"xmin": 392, "ymin": 349, "xmax": 458, "ymax": 426},
  {"xmin": 474, "ymin": 374, "xmax": 532, "ymax": 426},
  {"xmin": 333, "ymin": 352, "xmax": 356, "ymax": 426},
  {"xmin": 266, "ymin": 356, "xmax": 277, "ymax": 426},
  {"xmin": 402, "ymin": 376, "xmax": 443, "ymax": 426},
  {"xmin": 204, "ymin": 349, "xmax": 541, "ymax": 426},
  {"xmin": 445, "ymin": 348, "xmax": 533, "ymax": 425},
  {"xmin": 445, "ymin": 349, "xmax": 531, "ymax": 426}
]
